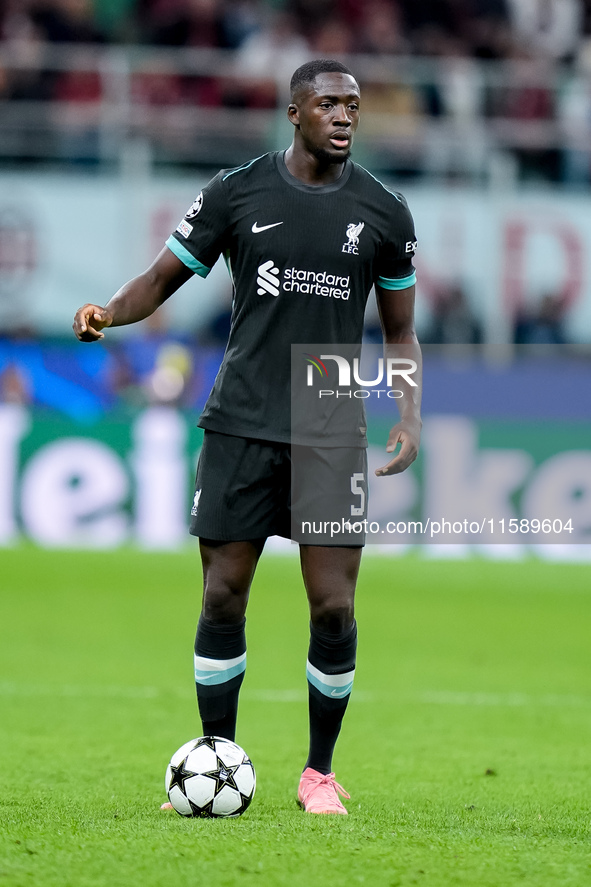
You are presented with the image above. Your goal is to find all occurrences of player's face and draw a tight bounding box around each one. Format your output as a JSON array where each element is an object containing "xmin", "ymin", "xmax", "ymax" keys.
[{"xmin": 289, "ymin": 72, "xmax": 360, "ymax": 164}]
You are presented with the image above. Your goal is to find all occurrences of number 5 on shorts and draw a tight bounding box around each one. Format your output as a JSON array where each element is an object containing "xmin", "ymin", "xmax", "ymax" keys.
[{"xmin": 350, "ymin": 472, "xmax": 365, "ymax": 516}]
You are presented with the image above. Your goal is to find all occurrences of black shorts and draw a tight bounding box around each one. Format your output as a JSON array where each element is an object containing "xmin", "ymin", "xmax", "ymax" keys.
[{"xmin": 190, "ymin": 430, "xmax": 368, "ymax": 546}]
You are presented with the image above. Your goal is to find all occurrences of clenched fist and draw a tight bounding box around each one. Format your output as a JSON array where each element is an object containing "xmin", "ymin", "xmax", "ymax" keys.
[{"xmin": 72, "ymin": 304, "xmax": 113, "ymax": 342}]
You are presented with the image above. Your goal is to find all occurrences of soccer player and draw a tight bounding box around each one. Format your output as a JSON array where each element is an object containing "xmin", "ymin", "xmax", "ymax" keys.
[{"xmin": 73, "ymin": 58, "xmax": 422, "ymax": 815}]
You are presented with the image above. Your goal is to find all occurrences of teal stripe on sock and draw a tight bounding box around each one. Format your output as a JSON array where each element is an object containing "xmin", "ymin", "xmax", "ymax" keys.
[
  {"xmin": 194, "ymin": 652, "xmax": 246, "ymax": 687},
  {"xmin": 195, "ymin": 660, "xmax": 246, "ymax": 686},
  {"xmin": 306, "ymin": 661, "xmax": 355, "ymax": 699}
]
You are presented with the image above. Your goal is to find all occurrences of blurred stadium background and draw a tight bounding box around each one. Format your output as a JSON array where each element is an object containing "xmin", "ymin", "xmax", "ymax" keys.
[{"xmin": 0, "ymin": 0, "xmax": 590, "ymax": 557}]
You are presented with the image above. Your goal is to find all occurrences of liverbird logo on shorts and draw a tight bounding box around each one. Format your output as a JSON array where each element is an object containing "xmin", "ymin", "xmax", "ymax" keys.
[{"xmin": 342, "ymin": 222, "xmax": 365, "ymax": 255}]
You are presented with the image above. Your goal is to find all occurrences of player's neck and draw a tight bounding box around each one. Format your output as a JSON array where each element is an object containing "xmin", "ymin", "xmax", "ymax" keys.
[{"xmin": 284, "ymin": 145, "xmax": 347, "ymax": 186}]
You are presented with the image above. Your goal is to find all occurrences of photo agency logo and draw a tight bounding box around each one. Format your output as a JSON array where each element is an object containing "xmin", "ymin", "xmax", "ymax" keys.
[{"xmin": 303, "ymin": 352, "xmax": 418, "ymax": 399}]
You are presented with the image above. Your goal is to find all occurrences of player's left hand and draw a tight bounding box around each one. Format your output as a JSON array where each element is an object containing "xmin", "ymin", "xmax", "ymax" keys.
[{"xmin": 375, "ymin": 418, "xmax": 421, "ymax": 476}]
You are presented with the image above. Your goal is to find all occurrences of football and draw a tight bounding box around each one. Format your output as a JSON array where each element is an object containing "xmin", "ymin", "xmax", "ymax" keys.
[{"xmin": 165, "ymin": 736, "xmax": 256, "ymax": 818}]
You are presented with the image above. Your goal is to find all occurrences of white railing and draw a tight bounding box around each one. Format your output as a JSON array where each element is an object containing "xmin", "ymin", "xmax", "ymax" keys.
[{"xmin": 1, "ymin": 45, "xmax": 590, "ymax": 183}]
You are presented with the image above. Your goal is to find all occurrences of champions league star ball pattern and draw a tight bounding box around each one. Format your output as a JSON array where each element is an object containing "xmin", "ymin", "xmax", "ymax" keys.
[{"xmin": 165, "ymin": 736, "xmax": 256, "ymax": 818}]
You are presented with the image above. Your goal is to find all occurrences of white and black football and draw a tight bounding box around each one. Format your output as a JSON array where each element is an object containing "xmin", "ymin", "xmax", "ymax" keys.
[{"xmin": 165, "ymin": 736, "xmax": 256, "ymax": 818}]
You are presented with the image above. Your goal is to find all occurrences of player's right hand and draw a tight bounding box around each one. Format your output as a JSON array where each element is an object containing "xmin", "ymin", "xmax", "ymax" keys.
[{"xmin": 72, "ymin": 304, "xmax": 113, "ymax": 342}]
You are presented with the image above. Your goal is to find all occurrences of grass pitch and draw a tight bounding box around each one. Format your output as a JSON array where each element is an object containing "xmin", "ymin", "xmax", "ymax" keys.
[{"xmin": 0, "ymin": 547, "xmax": 590, "ymax": 887}]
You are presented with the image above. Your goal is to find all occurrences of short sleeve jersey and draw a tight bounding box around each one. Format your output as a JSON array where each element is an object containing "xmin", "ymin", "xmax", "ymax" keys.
[{"xmin": 166, "ymin": 151, "xmax": 417, "ymax": 445}]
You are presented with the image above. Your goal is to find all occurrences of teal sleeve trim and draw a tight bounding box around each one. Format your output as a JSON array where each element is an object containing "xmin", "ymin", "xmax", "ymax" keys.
[
  {"xmin": 165, "ymin": 236, "xmax": 211, "ymax": 278},
  {"xmin": 377, "ymin": 271, "xmax": 416, "ymax": 291}
]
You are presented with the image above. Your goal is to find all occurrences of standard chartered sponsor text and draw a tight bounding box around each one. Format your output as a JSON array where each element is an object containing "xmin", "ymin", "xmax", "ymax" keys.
[{"xmin": 284, "ymin": 268, "xmax": 350, "ymax": 300}]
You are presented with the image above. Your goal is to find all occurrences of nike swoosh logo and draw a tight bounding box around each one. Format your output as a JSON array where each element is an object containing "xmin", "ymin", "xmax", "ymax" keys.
[
  {"xmin": 195, "ymin": 673, "xmax": 222, "ymax": 682},
  {"xmin": 330, "ymin": 685, "xmax": 353, "ymax": 698},
  {"xmin": 252, "ymin": 221, "xmax": 284, "ymax": 233}
]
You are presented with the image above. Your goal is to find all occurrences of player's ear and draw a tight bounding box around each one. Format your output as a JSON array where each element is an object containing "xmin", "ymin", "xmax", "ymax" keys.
[{"xmin": 287, "ymin": 103, "xmax": 300, "ymax": 128}]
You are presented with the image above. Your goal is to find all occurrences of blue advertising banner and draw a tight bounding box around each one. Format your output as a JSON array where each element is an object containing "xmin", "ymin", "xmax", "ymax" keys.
[{"xmin": 1, "ymin": 344, "xmax": 589, "ymax": 557}]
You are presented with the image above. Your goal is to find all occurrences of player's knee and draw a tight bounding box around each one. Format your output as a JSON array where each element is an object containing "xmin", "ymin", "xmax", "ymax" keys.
[
  {"xmin": 310, "ymin": 603, "xmax": 355, "ymax": 635},
  {"xmin": 202, "ymin": 581, "xmax": 249, "ymax": 624}
]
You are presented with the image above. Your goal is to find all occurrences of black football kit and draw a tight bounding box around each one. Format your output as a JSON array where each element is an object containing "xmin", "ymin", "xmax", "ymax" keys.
[{"xmin": 166, "ymin": 151, "xmax": 417, "ymax": 542}]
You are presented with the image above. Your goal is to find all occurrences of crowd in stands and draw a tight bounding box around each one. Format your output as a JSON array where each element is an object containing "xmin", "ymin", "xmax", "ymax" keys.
[
  {"xmin": 2, "ymin": 3, "xmax": 591, "ymax": 177},
  {"xmin": 1, "ymin": 1, "xmax": 591, "ymax": 84},
  {"xmin": 0, "ymin": 1, "xmax": 587, "ymax": 347},
  {"xmin": 0, "ymin": 0, "xmax": 589, "ymax": 61},
  {"xmin": 1, "ymin": 0, "xmax": 591, "ymax": 185}
]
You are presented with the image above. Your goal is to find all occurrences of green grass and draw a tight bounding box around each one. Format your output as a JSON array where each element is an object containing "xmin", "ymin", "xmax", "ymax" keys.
[{"xmin": 1, "ymin": 548, "xmax": 590, "ymax": 887}]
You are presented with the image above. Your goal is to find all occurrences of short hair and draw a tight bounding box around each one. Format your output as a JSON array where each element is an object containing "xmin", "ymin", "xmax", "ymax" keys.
[{"xmin": 290, "ymin": 59, "xmax": 356, "ymax": 100}]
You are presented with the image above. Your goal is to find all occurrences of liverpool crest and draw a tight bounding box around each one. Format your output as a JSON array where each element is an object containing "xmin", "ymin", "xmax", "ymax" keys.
[{"xmin": 342, "ymin": 222, "xmax": 364, "ymax": 254}]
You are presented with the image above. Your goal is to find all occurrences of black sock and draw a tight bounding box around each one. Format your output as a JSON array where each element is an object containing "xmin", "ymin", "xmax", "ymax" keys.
[
  {"xmin": 194, "ymin": 615, "xmax": 246, "ymax": 742},
  {"xmin": 305, "ymin": 621, "xmax": 357, "ymax": 775}
]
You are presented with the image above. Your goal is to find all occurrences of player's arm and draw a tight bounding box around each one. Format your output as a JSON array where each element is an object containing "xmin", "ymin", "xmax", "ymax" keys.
[
  {"xmin": 72, "ymin": 247, "xmax": 193, "ymax": 342},
  {"xmin": 374, "ymin": 282, "xmax": 422, "ymax": 476}
]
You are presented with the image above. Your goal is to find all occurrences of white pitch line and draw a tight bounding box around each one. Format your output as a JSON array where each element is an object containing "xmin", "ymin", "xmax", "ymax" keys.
[
  {"xmin": 420, "ymin": 691, "xmax": 591, "ymax": 708},
  {"xmin": 244, "ymin": 690, "xmax": 305, "ymax": 703},
  {"xmin": 0, "ymin": 683, "xmax": 589, "ymax": 708},
  {"xmin": 0, "ymin": 681, "xmax": 176, "ymax": 700},
  {"xmin": 243, "ymin": 689, "xmax": 376, "ymax": 703},
  {"xmin": 0, "ymin": 683, "xmax": 373, "ymax": 703}
]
